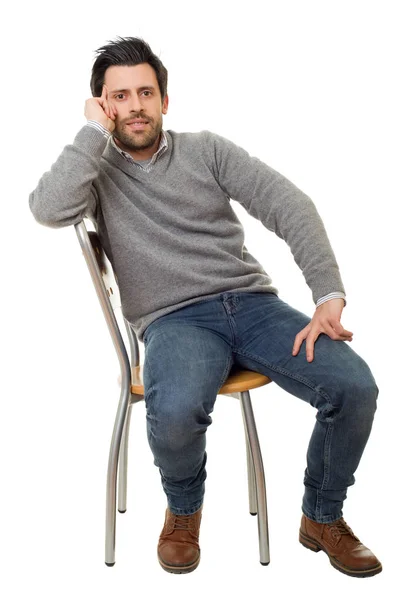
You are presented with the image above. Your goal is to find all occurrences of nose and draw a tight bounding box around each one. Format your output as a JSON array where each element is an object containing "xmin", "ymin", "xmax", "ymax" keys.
[{"xmin": 128, "ymin": 93, "xmax": 143, "ymax": 113}]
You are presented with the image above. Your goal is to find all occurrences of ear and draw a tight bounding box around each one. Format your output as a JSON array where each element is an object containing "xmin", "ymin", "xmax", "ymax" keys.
[{"xmin": 162, "ymin": 94, "xmax": 169, "ymax": 115}]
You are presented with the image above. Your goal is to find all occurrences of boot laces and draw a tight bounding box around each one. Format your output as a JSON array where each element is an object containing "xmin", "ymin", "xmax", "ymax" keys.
[
  {"xmin": 328, "ymin": 518, "xmax": 359, "ymax": 540},
  {"xmin": 173, "ymin": 514, "xmax": 193, "ymax": 531}
]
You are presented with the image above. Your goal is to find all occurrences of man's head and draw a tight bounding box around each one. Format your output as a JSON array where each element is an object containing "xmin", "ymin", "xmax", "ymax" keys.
[{"xmin": 90, "ymin": 37, "xmax": 169, "ymax": 157}]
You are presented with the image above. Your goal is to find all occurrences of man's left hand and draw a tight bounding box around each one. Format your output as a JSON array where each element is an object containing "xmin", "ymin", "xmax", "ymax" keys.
[{"xmin": 292, "ymin": 298, "xmax": 353, "ymax": 363}]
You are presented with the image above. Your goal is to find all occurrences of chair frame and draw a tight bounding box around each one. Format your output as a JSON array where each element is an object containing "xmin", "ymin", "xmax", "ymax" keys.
[{"xmin": 75, "ymin": 220, "xmax": 270, "ymax": 567}]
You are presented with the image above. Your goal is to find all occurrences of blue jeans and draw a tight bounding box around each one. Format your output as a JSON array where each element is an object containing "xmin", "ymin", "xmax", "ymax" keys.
[{"xmin": 142, "ymin": 292, "xmax": 378, "ymax": 523}]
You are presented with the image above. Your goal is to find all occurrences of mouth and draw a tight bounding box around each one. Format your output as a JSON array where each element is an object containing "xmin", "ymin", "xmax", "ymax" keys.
[{"xmin": 125, "ymin": 119, "xmax": 150, "ymax": 131}]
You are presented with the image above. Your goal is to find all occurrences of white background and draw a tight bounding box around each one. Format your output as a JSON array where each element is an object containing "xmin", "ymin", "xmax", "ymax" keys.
[{"xmin": 1, "ymin": 0, "xmax": 399, "ymax": 597}]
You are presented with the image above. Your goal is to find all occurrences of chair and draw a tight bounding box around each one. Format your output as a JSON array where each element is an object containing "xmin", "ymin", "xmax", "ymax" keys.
[{"xmin": 75, "ymin": 219, "xmax": 272, "ymax": 567}]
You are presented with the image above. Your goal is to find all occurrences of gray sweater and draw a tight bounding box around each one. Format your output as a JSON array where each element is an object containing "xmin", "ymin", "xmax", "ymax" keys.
[{"xmin": 29, "ymin": 125, "xmax": 345, "ymax": 340}]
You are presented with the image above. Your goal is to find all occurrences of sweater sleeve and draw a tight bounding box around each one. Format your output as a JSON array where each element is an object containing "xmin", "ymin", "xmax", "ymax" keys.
[
  {"xmin": 29, "ymin": 125, "xmax": 109, "ymax": 228},
  {"xmin": 200, "ymin": 130, "xmax": 345, "ymax": 304}
]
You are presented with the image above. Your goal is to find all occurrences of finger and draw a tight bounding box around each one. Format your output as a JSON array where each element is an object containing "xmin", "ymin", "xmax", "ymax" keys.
[
  {"xmin": 323, "ymin": 321, "xmax": 346, "ymax": 341},
  {"xmin": 338, "ymin": 327, "xmax": 353, "ymax": 338},
  {"xmin": 105, "ymin": 96, "xmax": 116, "ymax": 120},
  {"xmin": 333, "ymin": 330, "xmax": 353, "ymax": 341},
  {"xmin": 292, "ymin": 326, "xmax": 309, "ymax": 356},
  {"xmin": 109, "ymin": 99, "xmax": 117, "ymax": 120},
  {"xmin": 305, "ymin": 331, "xmax": 320, "ymax": 362},
  {"xmin": 103, "ymin": 97, "xmax": 111, "ymax": 119},
  {"xmin": 101, "ymin": 85, "xmax": 112, "ymax": 118},
  {"xmin": 102, "ymin": 104, "xmax": 109, "ymax": 119},
  {"xmin": 314, "ymin": 319, "xmax": 353, "ymax": 344},
  {"xmin": 99, "ymin": 87, "xmax": 109, "ymax": 118},
  {"xmin": 330, "ymin": 318, "xmax": 353, "ymax": 336},
  {"xmin": 326, "ymin": 320, "xmax": 354, "ymax": 340}
]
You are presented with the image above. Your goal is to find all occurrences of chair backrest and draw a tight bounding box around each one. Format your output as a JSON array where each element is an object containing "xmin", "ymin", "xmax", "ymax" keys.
[
  {"xmin": 87, "ymin": 231, "xmax": 121, "ymax": 311},
  {"xmin": 75, "ymin": 219, "xmax": 272, "ymax": 398},
  {"xmin": 74, "ymin": 220, "xmax": 139, "ymax": 375}
]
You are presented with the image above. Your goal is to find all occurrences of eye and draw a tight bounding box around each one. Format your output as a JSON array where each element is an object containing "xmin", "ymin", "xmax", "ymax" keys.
[
  {"xmin": 141, "ymin": 90, "xmax": 152, "ymax": 97},
  {"xmin": 115, "ymin": 93, "xmax": 125, "ymax": 100}
]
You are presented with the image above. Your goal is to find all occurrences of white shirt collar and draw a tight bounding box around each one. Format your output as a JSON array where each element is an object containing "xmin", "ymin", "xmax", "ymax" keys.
[{"xmin": 110, "ymin": 131, "xmax": 168, "ymax": 171}]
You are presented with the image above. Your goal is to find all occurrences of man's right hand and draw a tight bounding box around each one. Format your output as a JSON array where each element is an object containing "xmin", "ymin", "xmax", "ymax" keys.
[{"xmin": 84, "ymin": 84, "xmax": 117, "ymax": 132}]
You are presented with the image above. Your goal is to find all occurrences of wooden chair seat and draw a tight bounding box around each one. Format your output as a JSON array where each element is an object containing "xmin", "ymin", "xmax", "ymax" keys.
[{"xmin": 131, "ymin": 365, "xmax": 271, "ymax": 395}]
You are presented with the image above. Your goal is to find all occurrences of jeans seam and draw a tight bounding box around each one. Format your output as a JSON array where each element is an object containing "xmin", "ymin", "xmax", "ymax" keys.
[
  {"xmin": 143, "ymin": 340, "xmax": 153, "ymax": 404},
  {"xmin": 168, "ymin": 502, "xmax": 203, "ymax": 516},
  {"xmin": 221, "ymin": 295, "xmax": 238, "ymax": 347},
  {"xmin": 236, "ymin": 349, "xmax": 338, "ymax": 522},
  {"xmin": 143, "ymin": 339, "xmax": 158, "ymax": 452},
  {"xmin": 216, "ymin": 354, "xmax": 234, "ymax": 391},
  {"xmin": 225, "ymin": 312, "xmax": 237, "ymax": 347},
  {"xmin": 315, "ymin": 421, "xmax": 334, "ymax": 520},
  {"xmin": 234, "ymin": 349, "xmax": 332, "ymax": 402},
  {"xmin": 302, "ymin": 508, "xmax": 343, "ymax": 524}
]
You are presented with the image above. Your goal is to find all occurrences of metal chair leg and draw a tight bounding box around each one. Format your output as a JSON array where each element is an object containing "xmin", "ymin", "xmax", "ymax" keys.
[
  {"xmin": 245, "ymin": 433, "xmax": 258, "ymax": 515},
  {"xmin": 75, "ymin": 221, "xmax": 132, "ymax": 567},
  {"xmin": 105, "ymin": 384, "xmax": 131, "ymax": 566},
  {"xmin": 118, "ymin": 401, "xmax": 133, "ymax": 513},
  {"xmin": 239, "ymin": 390, "xmax": 270, "ymax": 565}
]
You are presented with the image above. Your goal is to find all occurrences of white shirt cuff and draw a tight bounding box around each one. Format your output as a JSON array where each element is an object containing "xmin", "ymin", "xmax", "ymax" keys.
[
  {"xmin": 316, "ymin": 292, "xmax": 346, "ymax": 307},
  {"xmin": 86, "ymin": 120, "xmax": 111, "ymax": 138}
]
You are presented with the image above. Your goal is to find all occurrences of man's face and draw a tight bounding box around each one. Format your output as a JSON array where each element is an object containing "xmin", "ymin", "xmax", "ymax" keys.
[{"xmin": 104, "ymin": 63, "xmax": 168, "ymax": 157}]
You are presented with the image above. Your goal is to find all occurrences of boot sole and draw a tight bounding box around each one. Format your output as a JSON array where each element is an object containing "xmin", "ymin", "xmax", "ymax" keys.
[
  {"xmin": 158, "ymin": 552, "xmax": 200, "ymax": 574},
  {"xmin": 299, "ymin": 530, "xmax": 382, "ymax": 578}
]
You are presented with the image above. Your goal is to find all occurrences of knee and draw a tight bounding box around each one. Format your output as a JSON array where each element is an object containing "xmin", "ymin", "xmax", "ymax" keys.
[
  {"xmin": 348, "ymin": 359, "xmax": 378, "ymax": 409},
  {"xmin": 316, "ymin": 351, "xmax": 378, "ymax": 423},
  {"xmin": 146, "ymin": 391, "xmax": 212, "ymax": 452},
  {"xmin": 334, "ymin": 358, "xmax": 378, "ymax": 421}
]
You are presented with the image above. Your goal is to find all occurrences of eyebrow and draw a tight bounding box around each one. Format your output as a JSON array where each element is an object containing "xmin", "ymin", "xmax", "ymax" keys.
[{"xmin": 109, "ymin": 86, "xmax": 156, "ymax": 94}]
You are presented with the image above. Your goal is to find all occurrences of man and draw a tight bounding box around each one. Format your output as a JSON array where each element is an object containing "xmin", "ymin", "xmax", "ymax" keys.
[{"xmin": 29, "ymin": 36, "xmax": 381, "ymax": 577}]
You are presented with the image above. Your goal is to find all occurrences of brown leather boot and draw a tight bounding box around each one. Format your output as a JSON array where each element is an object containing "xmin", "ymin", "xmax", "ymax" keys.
[
  {"xmin": 299, "ymin": 515, "xmax": 382, "ymax": 577},
  {"xmin": 158, "ymin": 507, "xmax": 202, "ymax": 574}
]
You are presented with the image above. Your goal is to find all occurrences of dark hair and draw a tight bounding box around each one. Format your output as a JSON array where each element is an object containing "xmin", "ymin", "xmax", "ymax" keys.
[{"xmin": 90, "ymin": 36, "xmax": 168, "ymax": 99}]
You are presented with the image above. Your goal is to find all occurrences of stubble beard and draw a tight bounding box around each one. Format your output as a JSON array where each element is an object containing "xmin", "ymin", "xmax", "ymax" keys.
[{"xmin": 113, "ymin": 114, "xmax": 163, "ymax": 152}]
